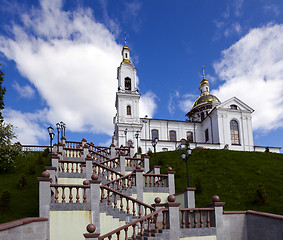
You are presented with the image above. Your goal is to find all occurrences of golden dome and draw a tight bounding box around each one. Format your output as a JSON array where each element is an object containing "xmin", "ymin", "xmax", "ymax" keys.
[
  {"xmin": 192, "ymin": 94, "xmax": 220, "ymax": 108},
  {"xmin": 200, "ymin": 78, "xmax": 209, "ymax": 86}
]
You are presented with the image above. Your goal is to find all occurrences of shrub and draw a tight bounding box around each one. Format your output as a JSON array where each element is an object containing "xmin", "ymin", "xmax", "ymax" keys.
[
  {"xmin": 138, "ymin": 146, "xmax": 142, "ymax": 154},
  {"xmin": 0, "ymin": 190, "xmax": 11, "ymax": 211},
  {"xmin": 42, "ymin": 148, "xmax": 49, "ymax": 157},
  {"xmin": 147, "ymin": 148, "xmax": 153, "ymax": 156},
  {"xmin": 265, "ymin": 147, "xmax": 270, "ymax": 153},
  {"xmin": 18, "ymin": 174, "xmax": 27, "ymax": 189},
  {"xmin": 254, "ymin": 183, "xmax": 268, "ymax": 205},
  {"xmin": 195, "ymin": 176, "xmax": 203, "ymax": 194},
  {"xmin": 28, "ymin": 164, "xmax": 36, "ymax": 175},
  {"xmin": 37, "ymin": 154, "xmax": 43, "ymax": 165}
]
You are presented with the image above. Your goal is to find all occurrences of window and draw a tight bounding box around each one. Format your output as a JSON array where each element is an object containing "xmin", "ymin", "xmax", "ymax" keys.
[
  {"xmin": 230, "ymin": 105, "xmax": 237, "ymax": 110},
  {"xmin": 201, "ymin": 112, "xmax": 205, "ymax": 121},
  {"xmin": 186, "ymin": 131, "xmax": 193, "ymax": 143},
  {"xmin": 230, "ymin": 120, "xmax": 240, "ymax": 145},
  {"xmin": 151, "ymin": 129, "xmax": 159, "ymax": 140},
  {"xmin": 125, "ymin": 77, "xmax": 131, "ymax": 91},
  {"xmin": 125, "ymin": 53, "xmax": 128, "ymax": 58},
  {"xmin": 205, "ymin": 129, "xmax": 209, "ymax": 142},
  {"xmin": 126, "ymin": 106, "xmax": 131, "ymax": 115},
  {"xmin": 169, "ymin": 130, "xmax": 177, "ymax": 141}
]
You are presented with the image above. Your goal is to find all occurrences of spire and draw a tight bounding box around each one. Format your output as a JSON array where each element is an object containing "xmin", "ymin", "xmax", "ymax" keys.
[
  {"xmin": 124, "ymin": 32, "xmax": 127, "ymax": 46},
  {"xmin": 199, "ymin": 66, "xmax": 210, "ymax": 96},
  {"xmin": 202, "ymin": 66, "xmax": 205, "ymax": 79}
]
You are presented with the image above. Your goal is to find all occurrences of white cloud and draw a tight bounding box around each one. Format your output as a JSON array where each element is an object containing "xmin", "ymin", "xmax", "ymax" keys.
[
  {"xmin": 140, "ymin": 91, "xmax": 157, "ymax": 118},
  {"xmin": 178, "ymin": 94, "xmax": 197, "ymax": 114},
  {"xmin": 213, "ymin": 24, "xmax": 283, "ymax": 132},
  {"xmin": 12, "ymin": 82, "xmax": 35, "ymax": 99},
  {"xmin": 264, "ymin": 4, "xmax": 280, "ymax": 16},
  {"xmin": 224, "ymin": 22, "xmax": 242, "ymax": 37},
  {"xmin": 168, "ymin": 91, "xmax": 180, "ymax": 116}
]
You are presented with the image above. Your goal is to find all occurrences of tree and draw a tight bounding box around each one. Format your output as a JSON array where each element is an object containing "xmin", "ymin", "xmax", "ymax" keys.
[{"xmin": 0, "ymin": 66, "xmax": 6, "ymax": 121}]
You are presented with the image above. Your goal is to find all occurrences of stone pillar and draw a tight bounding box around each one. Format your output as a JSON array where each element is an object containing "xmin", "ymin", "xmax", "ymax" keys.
[
  {"xmin": 37, "ymin": 171, "xmax": 52, "ymax": 218},
  {"xmin": 167, "ymin": 167, "xmax": 175, "ymax": 195},
  {"xmin": 83, "ymin": 144, "xmax": 89, "ymax": 158},
  {"xmin": 110, "ymin": 143, "xmax": 116, "ymax": 159},
  {"xmin": 58, "ymin": 142, "xmax": 64, "ymax": 157},
  {"xmin": 208, "ymin": 195, "xmax": 225, "ymax": 240},
  {"xmin": 51, "ymin": 152, "xmax": 59, "ymax": 171},
  {"xmin": 45, "ymin": 166, "xmax": 56, "ymax": 184},
  {"xmin": 83, "ymin": 224, "xmax": 100, "ymax": 240},
  {"xmin": 143, "ymin": 154, "xmax": 150, "ymax": 173},
  {"xmin": 61, "ymin": 136, "xmax": 66, "ymax": 146},
  {"xmin": 152, "ymin": 197, "xmax": 164, "ymax": 223},
  {"xmin": 85, "ymin": 154, "xmax": 93, "ymax": 180},
  {"xmin": 135, "ymin": 165, "xmax": 144, "ymax": 202},
  {"xmin": 184, "ymin": 187, "xmax": 196, "ymax": 208},
  {"xmin": 165, "ymin": 195, "xmax": 180, "ymax": 240},
  {"xmin": 153, "ymin": 166, "xmax": 160, "ymax": 175},
  {"xmin": 129, "ymin": 146, "xmax": 135, "ymax": 158},
  {"xmin": 82, "ymin": 138, "xmax": 87, "ymax": 146},
  {"xmin": 90, "ymin": 174, "xmax": 101, "ymax": 233},
  {"xmin": 119, "ymin": 154, "xmax": 126, "ymax": 175}
]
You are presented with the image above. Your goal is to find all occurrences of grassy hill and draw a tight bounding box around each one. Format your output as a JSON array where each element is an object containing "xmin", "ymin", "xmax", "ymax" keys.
[
  {"xmin": 0, "ymin": 148, "xmax": 282, "ymax": 224},
  {"xmin": 149, "ymin": 149, "xmax": 283, "ymax": 215}
]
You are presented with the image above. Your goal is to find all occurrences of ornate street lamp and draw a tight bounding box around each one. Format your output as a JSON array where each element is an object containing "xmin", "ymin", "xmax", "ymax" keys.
[
  {"xmin": 56, "ymin": 122, "xmax": 61, "ymax": 144},
  {"xmin": 135, "ymin": 131, "xmax": 140, "ymax": 151},
  {"xmin": 60, "ymin": 121, "xmax": 66, "ymax": 137},
  {"xmin": 151, "ymin": 137, "xmax": 158, "ymax": 166},
  {"xmin": 181, "ymin": 148, "xmax": 192, "ymax": 188},
  {"xmin": 124, "ymin": 128, "xmax": 128, "ymax": 146},
  {"xmin": 47, "ymin": 126, "xmax": 55, "ymax": 163}
]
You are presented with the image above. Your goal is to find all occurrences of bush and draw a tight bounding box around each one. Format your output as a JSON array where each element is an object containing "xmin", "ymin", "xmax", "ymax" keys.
[
  {"xmin": 147, "ymin": 148, "xmax": 153, "ymax": 156},
  {"xmin": 0, "ymin": 190, "xmax": 11, "ymax": 211},
  {"xmin": 37, "ymin": 154, "xmax": 44, "ymax": 165},
  {"xmin": 138, "ymin": 146, "xmax": 142, "ymax": 154},
  {"xmin": 254, "ymin": 183, "xmax": 268, "ymax": 205},
  {"xmin": 195, "ymin": 176, "xmax": 203, "ymax": 194},
  {"xmin": 18, "ymin": 174, "xmax": 27, "ymax": 189},
  {"xmin": 265, "ymin": 147, "xmax": 270, "ymax": 153},
  {"xmin": 28, "ymin": 164, "xmax": 36, "ymax": 175},
  {"xmin": 42, "ymin": 148, "xmax": 49, "ymax": 158}
]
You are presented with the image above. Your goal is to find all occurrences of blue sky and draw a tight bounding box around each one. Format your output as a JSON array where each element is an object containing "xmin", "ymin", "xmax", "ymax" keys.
[{"xmin": 0, "ymin": 0, "xmax": 282, "ymax": 151}]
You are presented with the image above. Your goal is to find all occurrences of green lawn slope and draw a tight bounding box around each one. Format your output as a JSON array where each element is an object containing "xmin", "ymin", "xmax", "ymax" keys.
[
  {"xmin": 149, "ymin": 149, "xmax": 283, "ymax": 215},
  {"xmin": 0, "ymin": 152, "xmax": 50, "ymax": 224}
]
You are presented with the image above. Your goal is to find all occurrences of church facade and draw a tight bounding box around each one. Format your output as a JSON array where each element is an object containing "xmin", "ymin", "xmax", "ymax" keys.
[{"xmin": 112, "ymin": 40, "xmax": 280, "ymax": 153}]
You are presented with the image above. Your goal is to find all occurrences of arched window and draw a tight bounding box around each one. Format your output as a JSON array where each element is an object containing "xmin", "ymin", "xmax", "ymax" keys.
[
  {"xmin": 151, "ymin": 129, "xmax": 159, "ymax": 140},
  {"xmin": 205, "ymin": 129, "xmax": 209, "ymax": 142},
  {"xmin": 186, "ymin": 131, "xmax": 193, "ymax": 143},
  {"xmin": 230, "ymin": 105, "xmax": 238, "ymax": 110},
  {"xmin": 230, "ymin": 120, "xmax": 240, "ymax": 145},
  {"xmin": 201, "ymin": 112, "xmax": 205, "ymax": 121},
  {"xmin": 169, "ymin": 130, "xmax": 176, "ymax": 141},
  {"xmin": 125, "ymin": 77, "xmax": 131, "ymax": 91},
  {"xmin": 126, "ymin": 106, "xmax": 131, "ymax": 115}
]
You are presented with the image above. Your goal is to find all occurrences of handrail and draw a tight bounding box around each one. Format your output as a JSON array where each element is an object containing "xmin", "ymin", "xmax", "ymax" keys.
[
  {"xmin": 58, "ymin": 160, "xmax": 85, "ymax": 173},
  {"xmin": 103, "ymin": 172, "xmax": 136, "ymax": 191},
  {"xmin": 93, "ymin": 161, "xmax": 123, "ymax": 181},
  {"xmin": 99, "ymin": 157, "xmax": 120, "ymax": 169},
  {"xmin": 179, "ymin": 208, "xmax": 214, "ymax": 228},
  {"xmin": 98, "ymin": 208, "xmax": 167, "ymax": 239},
  {"xmin": 89, "ymin": 149, "xmax": 110, "ymax": 161}
]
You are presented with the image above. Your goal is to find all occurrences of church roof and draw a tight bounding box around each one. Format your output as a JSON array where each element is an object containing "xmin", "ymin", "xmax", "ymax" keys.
[{"xmin": 192, "ymin": 94, "xmax": 220, "ymax": 108}]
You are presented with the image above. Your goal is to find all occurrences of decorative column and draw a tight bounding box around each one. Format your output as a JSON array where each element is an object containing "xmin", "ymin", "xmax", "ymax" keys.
[
  {"xmin": 85, "ymin": 154, "xmax": 93, "ymax": 180},
  {"xmin": 90, "ymin": 174, "xmax": 101, "ymax": 233},
  {"xmin": 208, "ymin": 195, "xmax": 225, "ymax": 240},
  {"xmin": 37, "ymin": 171, "xmax": 52, "ymax": 218},
  {"xmin": 143, "ymin": 154, "xmax": 150, "ymax": 173},
  {"xmin": 110, "ymin": 143, "xmax": 116, "ymax": 159},
  {"xmin": 83, "ymin": 224, "xmax": 100, "ymax": 240},
  {"xmin": 184, "ymin": 187, "xmax": 196, "ymax": 208},
  {"xmin": 135, "ymin": 165, "xmax": 144, "ymax": 202},
  {"xmin": 167, "ymin": 167, "xmax": 175, "ymax": 195},
  {"xmin": 165, "ymin": 195, "xmax": 180, "ymax": 240}
]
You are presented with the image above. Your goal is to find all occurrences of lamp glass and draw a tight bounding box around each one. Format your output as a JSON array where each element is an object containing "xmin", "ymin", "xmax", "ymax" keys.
[
  {"xmin": 47, "ymin": 126, "xmax": 53, "ymax": 134},
  {"xmin": 154, "ymin": 137, "xmax": 158, "ymax": 144},
  {"xmin": 181, "ymin": 153, "xmax": 186, "ymax": 160},
  {"xmin": 56, "ymin": 123, "xmax": 60, "ymax": 130},
  {"xmin": 187, "ymin": 148, "xmax": 192, "ymax": 155}
]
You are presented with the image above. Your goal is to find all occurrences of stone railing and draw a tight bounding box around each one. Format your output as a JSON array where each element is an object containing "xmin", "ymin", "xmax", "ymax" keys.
[
  {"xmin": 180, "ymin": 208, "xmax": 214, "ymax": 228},
  {"xmin": 143, "ymin": 173, "xmax": 168, "ymax": 188},
  {"xmin": 115, "ymin": 147, "xmax": 130, "ymax": 156},
  {"xmin": 92, "ymin": 162, "xmax": 123, "ymax": 181},
  {"xmin": 103, "ymin": 172, "xmax": 136, "ymax": 191},
  {"xmin": 125, "ymin": 157, "xmax": 144, "ymax": 168},
  {"xmin": 50, "ymin": 183, "xmax": 90, "ymax": 203},
  {"xmin": 99, "ymin": 157, "xmax": 120, "ymax": 169},
  {"xmin": 93, "ymin": 146, "xmax": 110, "ymax": 156},
  {"xmin": 100, "ymin": 185, "xmax": 155, "ymax": 218},
  {"xmin": 90, "ymin": 150, "xmax": 110, "ymax": 162},
  {"xmin": 21, "ymin": 145, "xmax": 50, "ymax": 152},
  {"xmin": 63, "ymin": 147, "xmax": 82, "ymax": 158},
  {"xmin": 65, "ymin": 141, "xmax": 81, "ymax": 149},
  {"xmin": 58, "ymin": 160, "xmax": 85, "ymax": 173}
]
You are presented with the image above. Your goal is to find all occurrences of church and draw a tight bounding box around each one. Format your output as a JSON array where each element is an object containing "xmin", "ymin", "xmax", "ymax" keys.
[{"xmin": 112, "ymin": 38, "xmax": 280, "ymax": 154}]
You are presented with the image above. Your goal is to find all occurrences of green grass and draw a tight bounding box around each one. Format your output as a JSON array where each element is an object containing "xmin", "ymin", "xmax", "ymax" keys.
[
  {"xmin": 0, "ymin": 152, "xmax": 50, "ymax": 224},
  {"xmin": 149, "ymin": 149, "xmax": 283, "ymax": 215}
]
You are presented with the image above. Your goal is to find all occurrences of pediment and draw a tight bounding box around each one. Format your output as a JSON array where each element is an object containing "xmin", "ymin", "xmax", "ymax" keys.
[{"xmin": 216, "ymin": 96, "xmax": 254, "ymax": 113}]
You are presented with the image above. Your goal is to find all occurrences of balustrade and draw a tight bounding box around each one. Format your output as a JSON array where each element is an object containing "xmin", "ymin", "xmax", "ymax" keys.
[
  {"xmin": 104, "ymin": 172, "xmax": 136, "ymax": 191},
  {"xmin": 92, "ymin": 162, "xmax": 123, "ymax": 181},
  {"xmin": 64, "ymin": 148, "xmax": 82, "ymax": 158},
  {"xmin": 59, "ymin": 160, "xmax": 84, "ymax": 173},
  {"xmin": 90, "ymin": 150, "xmax": 110, "ymax": 162},
  {"xmin": 50, "ymin": 184, "xmax": 89, "ymax": 203},
  {"xmin": 143, "ymin": 174, "xmax": 168, "ymax": 188},
  {"xmin": 100, "ymin": 157, "xmax": 120, "ymax": 169},
  {"xmin": 65, "ymin": 141, "xmax": 81, "ymax": 149},
  {"xmin": 125, "ymin": 157, "xmax": 144, "ymax": 168},
  {"xmin": 180, "ymin": 208, "xmax": 214, "ymax": 229},
  {"xmin": 21, "ymin": 145, "xmax": 49, "ymax": 152}
]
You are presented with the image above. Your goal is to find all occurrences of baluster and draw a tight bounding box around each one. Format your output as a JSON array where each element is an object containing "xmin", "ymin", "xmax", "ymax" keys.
[
  {"xmin": 111, "ymin": 172, "xmax": 114, "ymax": 181},
  {"xmin": 71, "ymin": 163, "xmax": 74, "ymax": 173},
  {"xmin": 140, "ymin": 220, "xmax": 144, "ymax": 238},
  {"xmin": 122, "ymin": 178, "xmax": 126, "ymax": 190},
  {"xmin": 55, "ymin": 186, "xmax": 59, "ymax": 203},
  {"xmin": 116, "ymin": 231, "xmax": 120, "ymax": 240},
  {"xmin": 124, "ymin": 228, "xmax": 128, "ymax": 240},
  {"xmin": 61, "ymin": 162, "xmax": 65, "ymax": 172},
  {"xmin": 188, "ymin": 210, "xmax": 191, "ymax": 228},
  {"xmin": 66, "ymin": 163, "xmax": 69, "ymax": 173},
  {"xmin": 162, "ymin": 211, "xmax": 167, "ymax": 229},
  {"xmin": 133, "ymin": 202, "xmax": 136, "ymax": 216},
  {"xmin": 107, "ymin": 236, "xmax": 112, "ymax": 240},
  {"xmin": 154, "ymin": 214, "xmax": 158, "ymax": 233},
  {"xmin": 62, "ymin": 186, "xmax": 66, "ymax": 203},
  {"xmin": 147, "ymin": 218, "xmax": 151, "ymax": 237},
  {"xmin": 76, "ymin": 163, "xmax": 79, "ymax": 173},
  {"xmin": 120, "ymin": 196, "xmax": 124, "ymax": 211},
  {"xmin": 69, "ymin": 186, "xmax": 73, "ymax": 203},
  {"xmin": 207, "ymin": 211, "xmax": 210, "ymax": 227},
  {"xmin": 157, "ymin": 176, "xmax": 160, "ymax": 187},
  {"xmin": 126, "ymin": 198, "xmax": 130, "ymax": 214},
  {"xmin": 132, "ymin": 224, "xmax": 136, "ymax": 239},
  {"xmin": 76, "ymin": 187, "xmax": 80, "ymax": 203},
  {"xmin": 114, "ymin": 193, "xmax": 117, "ymax": 208},
  {"xmin": 100, "ymin": 188, "xmax": 105, "ymax": 203},
  {"xmin": 107, "ymin": 190, "xmax": 111, "ymax": 206},
  {"xmin": 194, "ymin": 211, "xmax": 198, "ymax": 228},
  {"xmin": 149, "ymin": 176, "xmax": 152, "ymax": 187},
  {"xmin": 145, "ymin": 175, "xmax": 148, "ymax": 187},
  {"xmin": 200, "ymin": 210, "xmax": 204, "ymax": 228},
  {"xmin": 181, "ymin": 210, "xmax": 185, "ymax": 228},
  {"xmin": 162, "ymin": 177, "xmax": 165, "ymax": 187},
  {"xmin": 138, "ymin": 204, "xmax": 141, "ymax": 218},
  {"xmin": 117, "ymin": 180, "xmax": 120, "ymax": 191}
]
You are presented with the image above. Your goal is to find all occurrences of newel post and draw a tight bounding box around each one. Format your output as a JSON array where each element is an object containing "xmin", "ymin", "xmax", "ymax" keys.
[
  {"xmin": 167, "ymin": 167, "xmax": 175, "ymax": 195},
  {"xmin": 83, "ymin": 224, "xmax": 100, "ymax": 240},
  {"xmin": 184, "ymin": 187, "xmax": 196, "ymax": 208},
  {"xmin": 82, "ymin": 138, "xmax": 87, "ymax": 146},
  {"xmin": 153, "ymin": 165, "xmax": 161, "ymax": 175},
  {"xmin": 90, "ymin": 174, "xmax": 101, "ymax": 233},
  {"xmin": 119, "ymin": 154, "xmax": 126, "ymax": 175},
  {"xmin": 45, "ymin": 166, "xmax": 57, "ymax": 184},
  {"xmin": 208, "ymin": 195, "xmax": 225, "ymax": 240},
  {"xmin": 135, "ymin": 165, "xmax": 144, "ymax": 202},
  {"xmin": 83, "ymin": 144, "xmax": 89, "ymax": 158},
  {"xmin": 37, "ymin": 171, "xmax": 52, "ymax": 218},
  {"xmin": 58, "ymin": 142, "xmax": 64, "ymax": 157},
  {"xmin": 85, "ymin": 154, "xmax": 93, "ymax": 180},
  {"xmin": 165, "ymin": 195, "xmax": 180, "ymax": 240},
  {"xmin": 143, "ymin": 154, "xmax": 150, "ymax": 173},
  {"xmin": 110, "ymin": 143, "xmax": 116, "ymax": 159}
]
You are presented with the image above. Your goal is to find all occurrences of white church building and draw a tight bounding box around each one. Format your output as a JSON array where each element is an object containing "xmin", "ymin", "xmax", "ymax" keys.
[{"xmin": 112, "ymin": 39, "xmax": 281, "ymax": 154}]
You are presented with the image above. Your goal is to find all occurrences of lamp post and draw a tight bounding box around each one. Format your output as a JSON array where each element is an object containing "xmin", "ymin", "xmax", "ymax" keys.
[
  {"xmin": 151, "ymin": 137, "xmax": 158, "ymax": 166},
  {"xmin": 135, "ymin": 131, "xmax": 139, "ymax": 151},
  {"xmin": 56, "ymin": 123, "xmax": 61, "ymax": 144},
  {"xmin": 47, "ymin": 126, "xmax": 55, "ymax": 163},
  {"xmin": 60, "ymin": 121, "xmax": 66, "ymax": 138},
  {"xmin": 124, "ymin": 128, "xmax": 127, "ymax": 146},
  {"xmin": 181, "ymin": 148, "xmax": 192, "ymax": 188}
]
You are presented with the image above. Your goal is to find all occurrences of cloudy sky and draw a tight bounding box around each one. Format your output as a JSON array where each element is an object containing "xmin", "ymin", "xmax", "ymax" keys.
[{"xmin": 0, "ymin": 0, "xmax": 282, "ymax": 151}]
